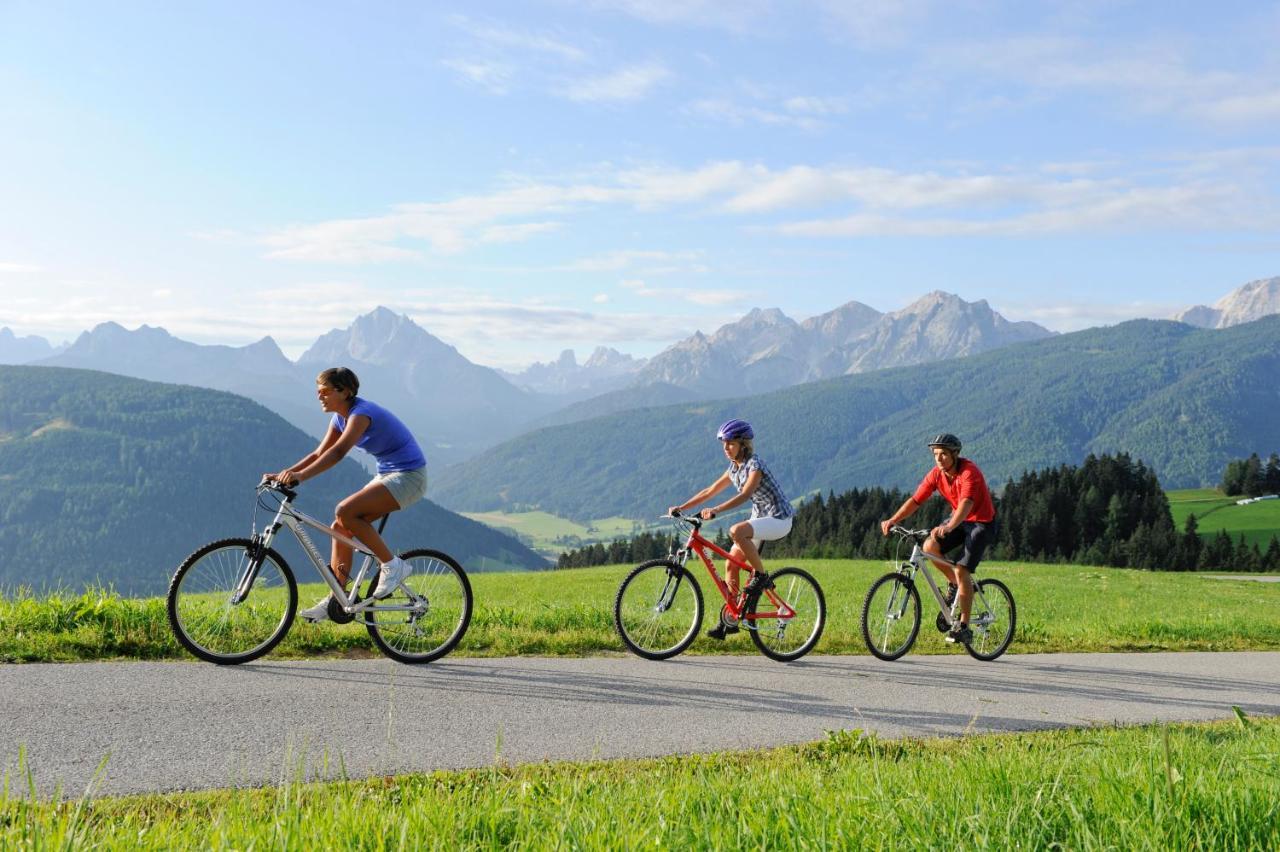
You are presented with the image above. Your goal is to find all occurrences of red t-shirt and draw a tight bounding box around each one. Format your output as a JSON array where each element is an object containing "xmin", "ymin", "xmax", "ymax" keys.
[{"xmin": 912, "ymin": 459, "xmax": 996, "ymax": 523}]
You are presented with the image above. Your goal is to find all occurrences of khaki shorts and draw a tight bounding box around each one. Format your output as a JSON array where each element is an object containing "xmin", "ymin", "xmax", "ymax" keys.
[{"xmin": 373, "ymin": 467, "xmax": 427, "ymax": 510}]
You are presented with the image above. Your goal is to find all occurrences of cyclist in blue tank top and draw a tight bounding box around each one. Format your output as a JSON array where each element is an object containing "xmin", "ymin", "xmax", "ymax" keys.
[{"xmin": 268, "ymin": 367, "xmax": 429, "ymax": 623}]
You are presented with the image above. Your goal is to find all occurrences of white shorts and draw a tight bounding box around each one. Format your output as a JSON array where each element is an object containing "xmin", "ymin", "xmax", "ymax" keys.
[
  {"xmin": 373, "ymin": 467, "xmax": 427, "ymax": 510},
  {"xmin": 745, "ymin": 515, "xmax": 792, "ymax": 549}
]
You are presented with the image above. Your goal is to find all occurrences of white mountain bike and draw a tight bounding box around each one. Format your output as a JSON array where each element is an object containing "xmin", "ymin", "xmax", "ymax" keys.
[
  {"xmin": 861, "ymin": 525, "xmax": 1016, "ymax": 662},
  {"xmin": 167, "ymin": 478, "xmax": 472, "ymax": 665}
]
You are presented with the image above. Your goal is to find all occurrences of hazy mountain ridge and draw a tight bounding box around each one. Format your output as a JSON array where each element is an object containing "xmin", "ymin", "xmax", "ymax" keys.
[
  {"xmin": 431, "ymin": 316, "xmax": 1280, "ymax": 522},
  {"xmin": 1173, "ymin": 277, "xmax": 1280, "ymax": 328},
  {"xmin": 0, "ymin": 327, "xmax": 61, "ymax": 364},
  {"xmin": 501, "ymin": 346, "xmax": 646, "ymax": 397},
  {"xmin": 631, "ymin": 291, "xmax": 1055, "ymax": 396},
  {"xmin": 0, "ymin": 366, "xmax": 546, "ymax": 595}
]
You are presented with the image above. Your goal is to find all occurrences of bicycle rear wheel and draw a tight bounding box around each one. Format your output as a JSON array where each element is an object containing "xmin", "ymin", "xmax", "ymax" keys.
[
  {"xmin": 614, "ymin": 559, "xmax": 703, "ymax": 660},
  {"xmin": 965, "ymin": 578, "xmax": 1016, "ymax": 661},
  {"xmin": 860, "ymin": 572, "xmax": 921, "ymax": 661},
  {"xmin": 167, "ymin": 538, "xmax": 297, "ymax": 665},
  {"xmin": 364, "ymin": 549, "xmax": 473, "ymax": 664},
  {"xmin": 746, "ymin": 567, "xmax": 826, "ymax": 662}
]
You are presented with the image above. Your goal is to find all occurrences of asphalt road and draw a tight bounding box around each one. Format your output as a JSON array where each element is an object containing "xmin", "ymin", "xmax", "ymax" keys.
[{"xmin": 4, "ymin": 651, "xmax": 1279, "ymax": 797}]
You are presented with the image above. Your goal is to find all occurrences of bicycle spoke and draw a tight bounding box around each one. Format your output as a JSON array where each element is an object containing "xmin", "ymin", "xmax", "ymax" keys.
[
  {"xmin": 168, "ymin": 539, "xmax": 296, "ymax": 664},
  {"xmin": 614, "ymin": 561, "xmax": 702, "ymax": 660}
]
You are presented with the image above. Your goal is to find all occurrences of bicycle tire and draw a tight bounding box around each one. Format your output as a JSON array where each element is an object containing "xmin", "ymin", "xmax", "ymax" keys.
[
  {"xmin": 860, "ymin": 572, "xmax": 921, "ymax": 662},
  {"xmin": 746, "ymin": 567, "xmax": 826, "ymax": 662},
  {"xmin": 964, "ymin": 578, "xmax": 1016, "ymax": 662},
  {"xmin": 167, "ymin": 537, "xmax": 297, "ymax": 665},
  {"xmin": 364, "ymin": 549, "xmax": 473, "ymax": 664},
  {"xmin": 614, "ymin": 559, "xmax": 704, "ymax": 660}
]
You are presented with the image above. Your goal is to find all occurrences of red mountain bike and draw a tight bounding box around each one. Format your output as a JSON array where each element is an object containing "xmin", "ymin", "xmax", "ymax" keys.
[{"xmin": 613, "ymin": 512, "xmax": 826, "ymax": 661}]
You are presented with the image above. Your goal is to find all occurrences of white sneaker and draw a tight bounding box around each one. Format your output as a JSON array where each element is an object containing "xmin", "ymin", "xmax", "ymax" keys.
[
  {"xmin": 300, "ymin": 595, "xmax": 333, "ymax": 623},
  {"xmin": 373, "ymin": 556, "xmax": 411, "ymax": 599}
]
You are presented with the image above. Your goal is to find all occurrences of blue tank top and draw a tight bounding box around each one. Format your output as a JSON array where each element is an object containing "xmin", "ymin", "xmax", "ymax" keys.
[{"xmin": 331, "ymin": 398, "xmax": 426, "ymax": 474}]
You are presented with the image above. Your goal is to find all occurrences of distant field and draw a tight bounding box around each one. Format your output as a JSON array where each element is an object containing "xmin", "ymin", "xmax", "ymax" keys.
[
  {"xmin": 460, "ymin": 510, "xmax": 650, "ymax": 557},
  {"xmin": 4, "ymin": 559, "xmax": 1280, "ymax": 663},
  {"xmin": 1167, "ymin": 488, "xmax": 1280, "ymax": 547}
]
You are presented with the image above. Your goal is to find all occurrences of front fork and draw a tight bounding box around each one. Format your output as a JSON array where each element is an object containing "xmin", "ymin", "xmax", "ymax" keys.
[{"xmin": 231, "ymin": 532, "xmax": 272, "ymax": 604}]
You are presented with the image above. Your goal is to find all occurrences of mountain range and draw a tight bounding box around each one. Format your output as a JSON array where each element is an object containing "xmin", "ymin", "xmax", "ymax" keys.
[
  {"xmin": 633, "ymin": 291, "xmax": 1054, "ymax": 396},
  {"xmin": 0, "ymin": 366, "xmax": 546, "ymax": 595},
  {"xmin": 7, "ymin": 275, "xmax": 1277, "ymax": 471},
  {"xmin": 17, "ymin": 291, "xmax": 1069, "ymax": 464},
  {"xmin": 430, "ymin": 315, "xmax": 1280, "ymax": 522},
  {"xmin": 0, "ymin": 327, "xmax": 62, "ymax": 364}
]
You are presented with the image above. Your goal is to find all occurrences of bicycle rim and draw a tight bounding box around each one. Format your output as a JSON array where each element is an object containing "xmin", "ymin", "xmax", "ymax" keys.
[
  {"xmin": 365, "ymin": 549, "xmax": 473, "ymax": 664},
  {"xmin": 747, "ymin": 567, "xmax": 826, "ymax": 662},
  {"xmin": 168, "ymin": 538, "xmax": 296, "ymax": 664},
  {"xmin": 966, "ymin": 578, "xmax": 1016, "ymax": 661},
  {"xmin": 860, "ymin": 573, "xmax": 920, "ymax": 661},
  {"xmin": 614, "ymin": 560, "xmax": 703, "ymax": 660}
]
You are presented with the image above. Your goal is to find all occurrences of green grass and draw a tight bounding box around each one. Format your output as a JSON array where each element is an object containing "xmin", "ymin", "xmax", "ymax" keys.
[
  {"xmin": 5, "ymin": 718, "xmax": 1279, "ymax": 849},
  {"xmin": 1168, "ymin": 487, "xmax": 1280, "ymax": 548},
  {"xmin": 460, "ymin": 510, "xmax": 648, "ymax": 557},
  {"xmin": 4, "ymin": 558, "xmax": 1280, "ymax": 663}
]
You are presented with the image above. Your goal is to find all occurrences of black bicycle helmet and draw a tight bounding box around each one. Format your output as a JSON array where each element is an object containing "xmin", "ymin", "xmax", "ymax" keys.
[{"xmin": 927, "ymin": 433, "xmax": 962, "ymax": 452}]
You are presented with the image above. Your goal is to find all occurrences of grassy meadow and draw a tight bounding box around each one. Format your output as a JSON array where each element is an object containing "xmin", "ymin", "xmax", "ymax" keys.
[
  {"xmin": 3, "ymin": 558, "xmax": 1280, "ymax": 663},
  {"xmin": 1168, "ymin": 487, "xmax": 1280, "ymax": 548},
  {"xmin": 5, "ymin": 717, "xmax": 1279, "ymax": 849},
  {"xmin": 459, "ymin": 510, "xmax": 650, "ymax": 558}
]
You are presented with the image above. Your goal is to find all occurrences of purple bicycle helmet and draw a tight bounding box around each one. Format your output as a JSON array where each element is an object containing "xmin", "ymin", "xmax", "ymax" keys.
[{"xmin": 716, "ymin": 419, "xmax": 754, "ymax": 441}]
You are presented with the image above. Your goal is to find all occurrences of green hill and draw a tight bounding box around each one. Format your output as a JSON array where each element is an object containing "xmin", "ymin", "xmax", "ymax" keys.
[
  {"xmin": 1168, "ymin": 488, "xmax": 1280, "ymax": 548},
  {"xmin": 0, "ymin": 366, "xmax": 546, "ymax": 596},
  {"xmin": 433, "ymin": 317, "xmax": 1280, "ymax": 521}
]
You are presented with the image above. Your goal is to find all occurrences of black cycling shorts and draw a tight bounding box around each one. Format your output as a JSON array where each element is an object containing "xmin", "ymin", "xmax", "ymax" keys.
[{"xmin": 935, "ymin": 519, "xmax": 997, "ymax": 574}]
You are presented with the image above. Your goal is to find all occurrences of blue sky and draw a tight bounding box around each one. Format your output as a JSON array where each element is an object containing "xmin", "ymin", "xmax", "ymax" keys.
[{"xmin": 2, "ymin": 1, "xmax": 1278, "ymax": 368}]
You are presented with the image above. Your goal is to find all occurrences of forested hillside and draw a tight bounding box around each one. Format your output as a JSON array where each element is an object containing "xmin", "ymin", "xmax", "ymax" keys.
[
  {"xmin": 434, "ymin": 317, "xmax": 1280, "ymax": 522},
  {"xmin": 0, "ymin": 367, "xmax": 545, "ymax": 595}
]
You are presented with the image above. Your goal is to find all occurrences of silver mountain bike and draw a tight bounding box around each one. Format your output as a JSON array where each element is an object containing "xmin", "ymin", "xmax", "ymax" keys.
[
  {"xmin": 861, "ymin": 525, "xmax": 1015, "ymax": 662},
  {"xmin": 167, "ymin": 478, "xmax": 472, "ymax": 665}
]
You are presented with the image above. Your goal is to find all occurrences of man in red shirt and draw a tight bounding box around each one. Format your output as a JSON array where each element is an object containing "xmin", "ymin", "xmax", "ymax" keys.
[{"xmin": 880, "ymin": 433, "xmax": 998, "ymax": 645}]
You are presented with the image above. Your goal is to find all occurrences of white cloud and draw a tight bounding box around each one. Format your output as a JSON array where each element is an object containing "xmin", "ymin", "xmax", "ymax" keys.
[
  {"xmin": 0, "ymin": 262, "xmax": 42, "ymax": 273},
  {"xmin": 441, "ymin": 58, "xmax": 515, "ymax": 94},
  {"xmin": 932, "ymin": 35, "xmax": 1280, "ymax": 128},
  {"xmin": 774, "ymin": 182, "xmax": 1268, "ymax": 238},
  {"xmin": 574, "ymin": 0, "xmax": 771, "ymax": 33},
  {"xmin": 256, "ymin": 156, "xmax": 1277, "ymax": 263},
  {"xmin": 620, "ymin": 277, "xmax": 742, "ymax": 305},
  {"xmin": 450, "ymin": 17, "xmax": 589, "ymax": 62},
  {"xmin": 561, "ymin": 62, "xmax": 672, "ymax": 102},
  {"xmin": 563, "ymin": 248, "xmax": 706, "ymax": 272},
  {"xmin": 687, "ymin": 99, "xmax": 824, "ymax": 131},
  {"xmin": 995, "ymin": 299, "xmax": 1188, "ymax": 333}
]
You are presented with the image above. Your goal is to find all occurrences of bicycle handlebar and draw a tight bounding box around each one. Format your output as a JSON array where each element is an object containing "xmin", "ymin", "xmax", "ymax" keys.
[
  {"xmin": 258, "ymin": 475, "xmax": 298, "ymax": 501},
  {"xmin": 664, "ymin": 510, "xmax": 703, "ymax": 530},
  {"xmin": 890, "ymin": 524, "xmax": 931, "ymax": 543}
]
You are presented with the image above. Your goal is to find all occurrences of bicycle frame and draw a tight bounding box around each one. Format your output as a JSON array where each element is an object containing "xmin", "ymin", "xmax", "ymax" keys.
[
  {"xmin": 243, "ymin": 484, "xmax": 420, "ymax": 619},
  {"xmin": 672, "ymin": 519, "xmax": 795, "ymax": 624},
  {"xmin": 892, "ymin": 529, "xmax": 997, "ymax": 629}
]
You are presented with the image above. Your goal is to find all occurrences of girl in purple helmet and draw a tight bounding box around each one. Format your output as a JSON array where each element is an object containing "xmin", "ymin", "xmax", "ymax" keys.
[{"xmin": 668, "ymin": 418, "xmax": 794, "ymax": 640}]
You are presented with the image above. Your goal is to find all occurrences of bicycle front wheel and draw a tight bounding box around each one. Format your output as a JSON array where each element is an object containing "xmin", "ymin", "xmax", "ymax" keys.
[
  {"xmin": 364, "ymin": 549, "xmax": 473, "ymax": 664},
  {"xmin": 860, "ymin": 572, "xmax": 921, "ymax": 661},
  {"xmin": 614, "ymin": 559, "xmax": 704, "ymax": 660},
  {"xmin": 746, "ymin": 567, "xmax": 826, "ymax": 662},
  {"xmin": 167, "ymin": 538, "xmax": 297, "ymax": 665},
  {"xmin": 965, "ymin": 578, "xmax": 1016, "ymax": 661}
]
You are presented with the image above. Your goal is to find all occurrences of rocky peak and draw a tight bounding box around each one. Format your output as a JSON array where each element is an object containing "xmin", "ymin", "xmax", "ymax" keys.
[
  {"xmin": 1174, "ymin": 277, "xmax": 1280, "ymax": 329},
  {"xmin": 300, "ymin": 307, "xmax": 460, "ymax": 366}
]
